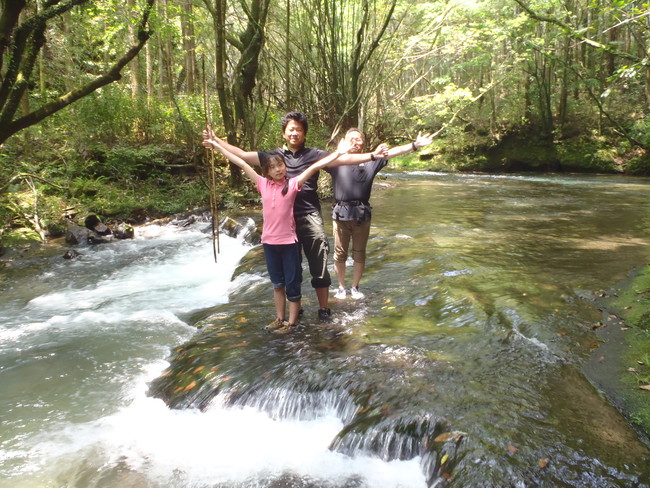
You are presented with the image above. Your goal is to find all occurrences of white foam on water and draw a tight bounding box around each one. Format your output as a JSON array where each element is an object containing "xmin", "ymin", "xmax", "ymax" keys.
[
  {"xmin": 9, "ymin": 362, "xmax": 426, "ymax": 488},
  {"xmin": 0, "ymin": 223, "xmax": 252, "ymax": 346}
]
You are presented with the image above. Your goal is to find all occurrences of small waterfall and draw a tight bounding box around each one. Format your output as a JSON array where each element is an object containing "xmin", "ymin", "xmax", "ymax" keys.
[{"xmin": 149, "ymin": 311, "xmax": 454, "ymax": 486}]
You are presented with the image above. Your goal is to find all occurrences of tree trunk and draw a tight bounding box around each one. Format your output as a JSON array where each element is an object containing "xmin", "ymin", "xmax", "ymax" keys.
[
  {"xmin": 210, "ymin": 0, "xmax": 240, "ymax": 182},
  {"xmin": 145, "ymin": 40, "xmax": 153, "ymax": 101},
  {"xmin": 0, "ymin": 0, "xmax": 155, "ymax": 145},
  {"xmin": 232, "ymin": 0, "xmax": 271, "ymax": 146},
  {"xmin": 283, "ymin": 0, "xmax": 291, "ymax": 110},
  {"xmin": 181, "ymin": 0, "xmax": 197, "ymax": 94},
  {"xmin": 158, "ymin": 0, "xmax": 174, "ymax": 100},
  {"xmin": 0, "ymin": 0, "xmax": 27, "ymax": 76},
  {"xmin": 557, "ymin": 36, "xmax": 571, "ymax": 136},
  {"xmin": 128, "ymin": 0, "xmax": 142, "ymax": 99}
]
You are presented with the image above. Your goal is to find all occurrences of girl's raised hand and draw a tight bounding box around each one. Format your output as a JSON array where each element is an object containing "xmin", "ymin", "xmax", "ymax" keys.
[{"xmin": 336, "ymin": 139, "xmax": 354, "ymax": 155}]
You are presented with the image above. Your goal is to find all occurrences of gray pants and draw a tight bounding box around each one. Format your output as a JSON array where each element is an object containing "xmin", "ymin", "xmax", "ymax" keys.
[{"xmin": 295, "ymin": 211, "xmax": 332, "ymax": 289}]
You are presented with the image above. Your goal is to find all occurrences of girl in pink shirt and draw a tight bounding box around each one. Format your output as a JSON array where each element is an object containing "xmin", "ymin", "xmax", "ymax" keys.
[{"xmin": 203, "ymin": 134, "xmax": 351, "ymax": 333}]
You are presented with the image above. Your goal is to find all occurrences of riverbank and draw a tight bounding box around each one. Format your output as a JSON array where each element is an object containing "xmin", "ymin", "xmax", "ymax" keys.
[
  {"xmin": 586, "ymin": 266, "xmax": 650, "ymax": 441},
  {"xmin": 402, "ymin": 130, "xmax": 650, "ymax": 175}
]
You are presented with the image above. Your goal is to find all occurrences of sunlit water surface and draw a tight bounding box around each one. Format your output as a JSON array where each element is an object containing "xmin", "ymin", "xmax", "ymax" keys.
[{"xmin": 1, "ymin": 173, "xmax": 650, "ymax": 487}]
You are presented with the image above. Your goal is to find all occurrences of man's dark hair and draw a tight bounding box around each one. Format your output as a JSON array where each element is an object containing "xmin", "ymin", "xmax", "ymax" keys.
[{"xmin": 282, "ymin": 111, "xmax": 309, "ymax": 134}]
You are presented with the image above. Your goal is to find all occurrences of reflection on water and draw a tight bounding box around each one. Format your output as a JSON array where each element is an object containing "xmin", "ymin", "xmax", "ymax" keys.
[{"xmin": 1, "ymin": 173, "xmax": 650, "ymax": 487}]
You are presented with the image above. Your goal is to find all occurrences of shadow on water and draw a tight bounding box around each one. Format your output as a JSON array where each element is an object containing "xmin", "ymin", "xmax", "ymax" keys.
[{"xmin": 150, "ymin": 173, "xmax": 650, "ymax": 487}]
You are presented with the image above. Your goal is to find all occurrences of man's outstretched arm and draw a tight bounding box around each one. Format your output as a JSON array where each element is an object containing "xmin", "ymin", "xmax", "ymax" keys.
[
  {"xmin": 330, "ymin": 143, "xmax": 388, "ymax": 167},
  {"xmin": 385, "ymin": 132, "xmax": 434, "ymax": 159}
]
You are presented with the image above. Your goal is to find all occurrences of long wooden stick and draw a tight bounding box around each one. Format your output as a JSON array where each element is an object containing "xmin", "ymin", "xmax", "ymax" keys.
[{"xmin": 202, "ymin": 57, "xmax": 220, "ymax": 262}]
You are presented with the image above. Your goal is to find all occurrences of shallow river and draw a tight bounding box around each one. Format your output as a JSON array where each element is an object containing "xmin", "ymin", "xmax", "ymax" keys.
[{"xmin": 1, "ymin": 172, "xmax": 650, "ymax": 487}]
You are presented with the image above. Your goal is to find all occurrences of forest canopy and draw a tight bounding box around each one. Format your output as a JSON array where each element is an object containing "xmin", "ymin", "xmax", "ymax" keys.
[{"xmin": 1, "ymin": 0, "xmax": 650, "ymax": 244}]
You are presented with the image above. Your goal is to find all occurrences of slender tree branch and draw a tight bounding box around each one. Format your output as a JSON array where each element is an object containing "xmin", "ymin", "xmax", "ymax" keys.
[
  {"xmin": 602, "ymin": 10, "xmax": 650, "ymax": 34},
  {"xmin": 357, "ymin": 0, "xmax": 396, "ymax": 74}
]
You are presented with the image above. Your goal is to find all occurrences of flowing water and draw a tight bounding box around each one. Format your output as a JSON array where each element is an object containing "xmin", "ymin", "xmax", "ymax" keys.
[{"xmin": 1, "ymin": 173, "xmax": 650, "ymax": 488}]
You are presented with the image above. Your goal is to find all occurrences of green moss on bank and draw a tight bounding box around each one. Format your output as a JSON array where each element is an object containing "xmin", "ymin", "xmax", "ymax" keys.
[
  {"xmin": 606, "ymin": 266, "xmax": 650, "ymax": 436},
  {"xmin": 390, "ymin": 131, "xmax": 634, "ymax": 174}
]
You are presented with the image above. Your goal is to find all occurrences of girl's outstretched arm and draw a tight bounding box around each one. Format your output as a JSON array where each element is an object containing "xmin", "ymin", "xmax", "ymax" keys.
[
  {"xmin": 296, "ymin": 140, "xmax": 353, "ymax": 187},
  {"xmin": 203, "ymin": 138, "xmax": 260, "ymax": 184},
  {"xmin": 203, "ymin": 125, "xmax": 261, "ymax": 166}
]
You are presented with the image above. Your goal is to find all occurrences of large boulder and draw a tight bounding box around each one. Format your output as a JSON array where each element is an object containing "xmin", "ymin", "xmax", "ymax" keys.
[
  {"xmin": 113, "ymin": 223, "xmax": 135, "ymax": 239},
  {"xmin": 65, "ymin": 224, "xmax": 96, "ymax": 245},
  {"xmin": 84, "ymin": 214, "xmax": 112, "ymax": 236}
]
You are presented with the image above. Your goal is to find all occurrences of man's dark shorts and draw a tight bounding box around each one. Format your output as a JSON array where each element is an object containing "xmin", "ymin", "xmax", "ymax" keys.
[{"xmin": 295, "ymin": 211, "xmax": 331, "ymax": 289}]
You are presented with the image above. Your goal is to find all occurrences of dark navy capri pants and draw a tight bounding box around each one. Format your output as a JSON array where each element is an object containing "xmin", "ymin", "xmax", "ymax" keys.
[{"xmin": 262, "ymin": 242, "xmax": 302, "ymax": 302}]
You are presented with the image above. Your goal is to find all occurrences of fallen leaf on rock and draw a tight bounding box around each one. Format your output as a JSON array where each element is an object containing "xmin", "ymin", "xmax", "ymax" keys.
[
  {"xmin": 508, "ymin": 445, "xmax": 518, "ymax": 454},
  {"xmin": 640, "ymin": 385, "xmax": 650, "ymax": 391},
  {"xmin": 539, "ymin": 457, "xmax": 549, "ymax": 468}
]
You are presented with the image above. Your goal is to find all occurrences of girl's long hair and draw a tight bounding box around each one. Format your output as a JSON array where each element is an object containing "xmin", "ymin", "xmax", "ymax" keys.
[{"xmin": 261, "ymin": 154, "xmax": 290, "ymax": 195}]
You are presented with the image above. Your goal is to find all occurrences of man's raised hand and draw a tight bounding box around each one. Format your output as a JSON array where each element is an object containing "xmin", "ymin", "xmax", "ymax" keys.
[{"xmin": 415, "ymin": 132, "xmax": 434, "ymax": 149}]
